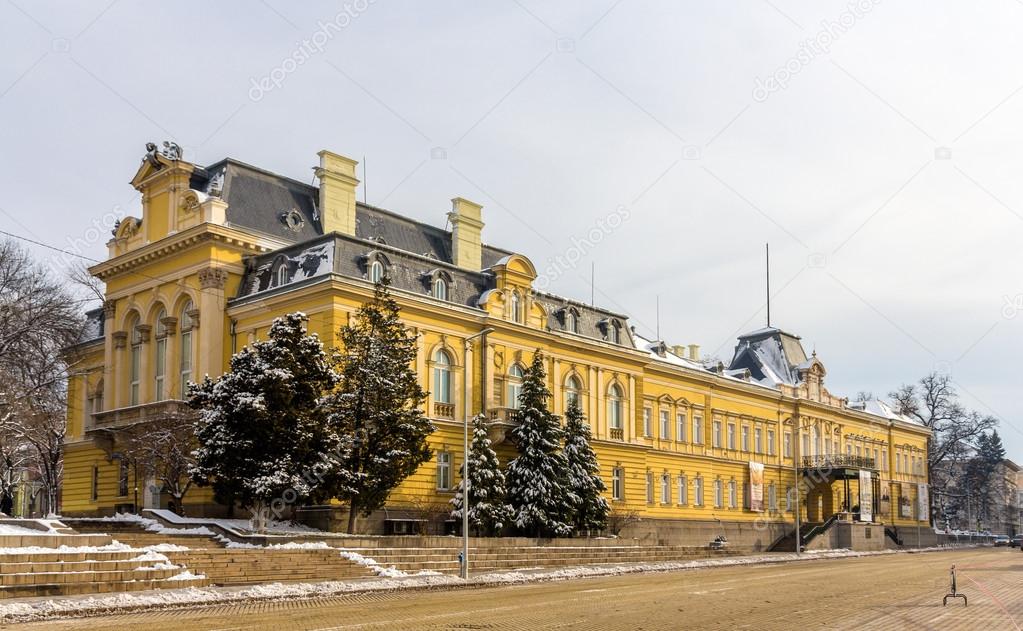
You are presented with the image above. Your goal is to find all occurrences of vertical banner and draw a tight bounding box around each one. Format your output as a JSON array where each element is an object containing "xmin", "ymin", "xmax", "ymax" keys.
[
  {"xmin": 917, "ymin": 483, "xmax": 929, "ymax": 522},
  {"xmin": 859, "ymin": 469, "xmax": 873, "ymax": 522},
  {"xmin": 900, "ymin": 484, "xmax": 912, "ymax": 518},
  {"xmin": 749, "ymin": 461, "xmax": 764, "ymax": 512}
]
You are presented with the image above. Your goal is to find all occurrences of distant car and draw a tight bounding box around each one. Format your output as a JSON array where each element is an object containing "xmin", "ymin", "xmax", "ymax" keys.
[
  {"xmin": 994, "ymin": 535, "xmax": 1010, "ymax": 546},
  {"xmin": 1010, "ymin": 535, "xmax": 1023, "ymax": 548}
]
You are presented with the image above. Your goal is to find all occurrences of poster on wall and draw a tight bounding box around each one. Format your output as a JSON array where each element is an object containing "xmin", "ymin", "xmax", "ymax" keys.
[
  {"xmin": 859, "ymin": 469, "xmax": 873, "ymax": 522},
  {"xmin": 899, "ymin": 485, "xmax": 912, "ymax": 518},
  {"xmin": 749, "ymin": 461, "xmax": 764, "ymax": 512},
  {"xmin": 917, "ymin": 483, "xmax": 929, "ymax": 521}
]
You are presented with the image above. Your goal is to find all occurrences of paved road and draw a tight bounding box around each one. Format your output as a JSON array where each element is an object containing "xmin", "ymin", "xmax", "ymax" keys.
[{"xmin": 9, "ymin": 548, "xmax": 1022, "ymax": 630}]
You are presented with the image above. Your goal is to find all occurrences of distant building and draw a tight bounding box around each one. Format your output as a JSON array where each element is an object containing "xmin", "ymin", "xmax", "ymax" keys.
[{"xmin": 62, "ymin": 146, "xmax": 932, "ymax": 547}]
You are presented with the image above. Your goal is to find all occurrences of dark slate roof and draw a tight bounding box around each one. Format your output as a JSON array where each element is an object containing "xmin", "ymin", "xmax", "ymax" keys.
[
  {"xmin": 534, "ymin": 293, "xmax": 633, "ymax": 346},
  {"xmin": 79, "ymin": 307, "xmax": 105, "ymax": 344},
  {"xmin": 727, "ymin": 327, "xmax": 809, "ymax": 387}
]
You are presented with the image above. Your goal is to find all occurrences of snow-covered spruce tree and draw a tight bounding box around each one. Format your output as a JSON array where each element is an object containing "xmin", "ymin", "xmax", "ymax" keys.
[
  {"xmin": 506, "ymin": 351, "xmax": 573, "ymax": 538},
  {"xmin": 189, "ymin": 313, "xmax": 342, "ymax": 531},
  {"xmin": 324, "ymin": 277, "xmax": 432, "ymax": 534},
  {"xmin": 451, "ymin": 413, "xmax": 513, "ymax": 536},
  {"xmin": 563, "ymin": 401, "xmax": 610, "ymax": 534}
]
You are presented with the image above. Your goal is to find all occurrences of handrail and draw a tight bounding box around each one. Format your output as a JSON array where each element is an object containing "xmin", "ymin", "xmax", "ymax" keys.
[
  {"xmin": 801, "ymin": 455, "xmax": 877, "ymax": 470},
  {"xmin": 801, "ymin": 513, "xmax": 840, "ymax": 546}
]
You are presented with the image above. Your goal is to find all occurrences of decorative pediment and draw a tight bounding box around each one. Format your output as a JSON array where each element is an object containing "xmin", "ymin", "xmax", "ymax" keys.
[
  {"xmin": 130, "ymin": 141, "xmax": 184, "ymax": 188},
  {"xmin": 112, "ymin": 217, "xmax": 142, "ymax": 240}
]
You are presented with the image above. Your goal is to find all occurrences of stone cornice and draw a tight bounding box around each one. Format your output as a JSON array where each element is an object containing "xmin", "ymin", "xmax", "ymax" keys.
[{"xmin": 89, "ymin": 224, "xmax": 288, "ymax": 281}]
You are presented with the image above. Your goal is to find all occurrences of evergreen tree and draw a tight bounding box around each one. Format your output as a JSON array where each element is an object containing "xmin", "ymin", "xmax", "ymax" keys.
[
  {"xmin": 506, "ymin": 351, "xmax": 572, "ymax": 537},
  {"xmin": 451, "ymin": 414, "xmax": 513, "ymax": 536},
  {"xmin": 967, "ymin": 430, "xmax": 1007, "ymax": 524},
  {"xmin": 189, "ymin": 313, "xmax": 341, "ymax": 531},
  {"xmin": 324, "ymin": 278, "xmax": 433, "ymax": 533},
  {"xmin": 563, "ymin": 402, "xmax": 610, "ymax": 533}
]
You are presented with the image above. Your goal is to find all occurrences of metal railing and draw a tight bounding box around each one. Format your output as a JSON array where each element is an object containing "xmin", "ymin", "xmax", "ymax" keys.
[{"xmin": 801, "ymin": 454, "xmax": 876, "ymax": 470}]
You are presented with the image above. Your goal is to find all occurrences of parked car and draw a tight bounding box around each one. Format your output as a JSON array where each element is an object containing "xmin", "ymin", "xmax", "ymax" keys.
[
  {"xmin": 994, "ymin": 535, "xmax": 1011, "ymax": 546},
  {"xmin": 1010, "ymin": 535, "xmax": 1023, "ymax": 548}
]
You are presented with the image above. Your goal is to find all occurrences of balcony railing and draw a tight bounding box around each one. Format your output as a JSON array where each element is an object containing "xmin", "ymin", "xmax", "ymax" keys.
[
  {"xmin": 609, "ymin": 427, "xmax": 624, "ymax": 440},
  {"xmin": 90, "ymin": 400, "xmax": 195, "ymax": 431},
  {"xmin": 433, "ymin": 402, "xmax": 455, "ymax": 419},
  {"xmin": 801, "ymin": 455, "xmax": 876, "ymax": 470}
]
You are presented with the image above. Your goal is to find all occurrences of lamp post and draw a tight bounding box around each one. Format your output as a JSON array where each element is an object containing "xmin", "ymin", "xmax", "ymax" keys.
[{"xmin": 461, "ymin": 327, "xmax": 493, "ymax": 580}]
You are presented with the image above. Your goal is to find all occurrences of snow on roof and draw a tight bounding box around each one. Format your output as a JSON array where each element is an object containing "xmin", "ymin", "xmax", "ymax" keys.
[
  {"xmin": 631, "ymin": 332, "xmax": 704, "ymax": 370},
  {"xmin": 848, "ymin": 398, "xmax": 918, "ymax": 425}
]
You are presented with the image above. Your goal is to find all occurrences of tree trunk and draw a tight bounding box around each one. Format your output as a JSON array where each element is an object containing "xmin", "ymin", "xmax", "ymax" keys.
[{"xmin": 347, "ymin": 502, "xmax": 358, "ymax": 534}]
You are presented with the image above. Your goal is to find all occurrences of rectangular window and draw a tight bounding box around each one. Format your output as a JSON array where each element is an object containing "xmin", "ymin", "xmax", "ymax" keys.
[
  {"xmin": 855, "ymin": 446, "xmax": 862, "ymax": 457},
  {"xmin": 436, "ymin": 451, "xmax": 451, "ymax": 490},
  {"xmin": 91, "ymin": 465, "xmax": 99, "ymax": 501},
  {"xmin": 846, "ymin": 444, "xmax": 853, "ymax": 456},
  {"xmin": 646, "ymin": 471, "xmax": 654, "ymax": 504},
  {"xmin": 882, "ymin": 448, "xmax": 888, "ymax": 472},
  {"xmin": 677, "ymin": 413, "xmax": 687, "ymax": 442},
  {"xmin": 784, "ymin": 432, "xmax": 792, "ymax": 458},
  {"xmin": 727, "ymin": 424, "xmax": 736, "ymax": 450},
  {"xmin": 693, "ymin": 416, "xmax": 703, "ymax": 444},
  {"xmin": 768, "ymin": 429, "xmax": 776, "ymax": 455},
  {"xmin": 714, "ymin": 480, "xmax": 723, "ymax": 508},
  {"xmin": 180, "ymin": 330, "xmax": 193, "ymax": 399},
  {"xmin": 895, "ymin": 453, "xmax": 901, "ymax": 473},
  {"xmin": 154, "ymin": 337, "xmax": 166, "ymax": 401},
  {"xmin": 712, "ymin": 421, "xmax": 722, "ymax": 448},
  {"xmin": 785, "ymin": 486, "xmax": 793, "ymax": 512},
  {"xmin": 769, "ymin": 482, "xmax": 777, "ymax": 511},
  {"xmin": 874, "ymin": 448, "xmax": 879, "ymax": 467},
  {"xmin": 660, "ymin": 473, "xmax": 670, "ymax": 504},
  {"xmin": 130, "ymin": 344, "xmax": 141, "ymax": 406},
  {"xmin": 755, "ymin": 428, "xmax": 763, "ymax": 454},
  {"xmin": 612, "ymin": 467, "xmax": 624, "ymax": 501},
  {"xmin": 643, "ymin": 407, "xmax": 652, "ymax": 437},
  {"xmin": 660, "ymin": 410, "xmax": 670, "ymax": 439},
  {"xmin": 802, "ymin": 434, "xmax": 810, "ymax": 457},
  {"xmin": 741, "ymin": 426, "xmax": 749, "ymax": 452},
  {"xmin": 728, "ymin": 480, "xmax": 737, "ymax": 509},
  {"xmin": 118, "ymin": 459, "xmax": 129, "ymax": 497},
  {"xmin": 678, "ymin": 475, "xmax": 688, "ymax": 505},
  {"xmin": 695, "ymin": 477, "xmax": 704, "ymax": 506}
]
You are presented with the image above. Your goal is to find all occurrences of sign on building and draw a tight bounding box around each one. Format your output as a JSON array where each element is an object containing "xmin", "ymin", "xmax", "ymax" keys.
[
  {"xmin": 749, "ymin": 461, "xmax": 764, "ymax": 512},
  {"xmin": 859, "ymin": 469, "xmax": 873, "ymax": 522}
]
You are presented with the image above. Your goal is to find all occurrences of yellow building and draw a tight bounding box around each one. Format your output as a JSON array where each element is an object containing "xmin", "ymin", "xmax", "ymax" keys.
[{"xmin": 63, "ymin": 144, "xmax": 931, "ymax": 548}]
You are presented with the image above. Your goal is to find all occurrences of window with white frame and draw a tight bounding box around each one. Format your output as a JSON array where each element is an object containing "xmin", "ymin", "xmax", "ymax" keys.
[
  {"xmin": 755, "ymin": 428, "xmax": 763, "ymax": 454},
  {"xmin": 608, "ymin": 384, "xmax": 624, "ymax": 429},
  {"xmin": 677, "ymin": 412, "xmax": 687, "ymax": 442},
  {"xmin": 784, "ymin": 432, "xmax": 792, "ymax": 458},
  {"xmin": 803, "ymin": 434, "xmax": 810, "ymax": 458},
  {"xmin": 895, "ymin": 452, "xmax": 901, "ymax": 473},
  {"xmin": 695, "ymin": 476, "xmax": 704, "ymax": 506},
  {"xmin": 370, "ymin": 260, "xmax": 384, "ymax": 284},
  {"xmin": 728, "ymin": 480, "xmax": 737, "ymax": 508},
  {"xmin": 660, "ymin": 410, "xmax": 670, "ymax": 439},
  {"xmin": 179, "ymin": 301, "xmax": 194, "ymax": 399},
  {"xmin": 728, "ymin": 423, "xmax": 736, "ymax": 450},
  {"xmin": 511, "ymin": 290, "xmax": 522, "ymax": 323},
  {"xmin": 678, "ymin": 474, "xmax": 688, "ymax": 505},
  {"xmin": 565, "ymin": 375, "xmax": 582, "ymax": 409},
  {"xmin": 507, "ymin": 363, "xmax": 524, "ymax": 409},
  {"xmin": 433, "ymin": 350, "xmax": 453, "ymax": 404},
  {"xmin": 128, "ymin": 314, "xmax": 141, "ymax": 406},
  {"xmin": 714, "ymin": 479, "xmax": 723, "ymax": 508},
  {"xmin": 882, "ymin": 448, "xmax": 888, "ymax": 471},
  {"xmin": 154, "ymin": 308, "xmax": 167, "ymax": 401},
  {"xmin": 433, "ymin": 277, "xmax": 448, "ymax": 301},
  {"xmin": 741, "ymin": 426, "xmax": 749, "ymax": 451},
  {"xmin": 768, "ymin": 429, "xmax": 776, "ymax": 455},
  {"xmin": 693, "ymin": 416, "xmax": 703, "ymax": 444},
  {"xmin": 436, "ymin": 451, "xmax": 452, "ymax": 490},
  {"xmin": 612, "ymin": 467, "xmax": 623, "ymax": 500},
  {"xmin": 713, "ymin": 421, "xmax": 722, "ymax": 448},
  {"xmin": 660, "ymin": 473, "xmax": 670, "ymax": 504},
  {"xmin": 643, "ymin": 407, "xmax": 652, "ymax": 437},
  {"xmin": 646, "ymin": 471, "xmax": 654, "ymax": 504},
  {"xmin": 785, "ymin": 486, "xmax": 794, "ymax": 512},
  {"xmin": 768, "ymin": 482, "xmax": 777, "ymax": 511}
]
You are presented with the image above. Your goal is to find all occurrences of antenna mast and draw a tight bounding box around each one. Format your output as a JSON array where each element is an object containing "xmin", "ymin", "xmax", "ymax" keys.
[
  {"xmin": 590, "ymin": 262, "xmax": 595, "ymax": 306},
  {"xmin": 656, "ymin": 295, "xmax": 660, "ymax": 340},
  {"xmin": 766, "ymin": 243, "xmax": 771, "ymax": 327},
  {"xmin": 363, "ymin": 156, "xmax": 368, "ymax": 204}
]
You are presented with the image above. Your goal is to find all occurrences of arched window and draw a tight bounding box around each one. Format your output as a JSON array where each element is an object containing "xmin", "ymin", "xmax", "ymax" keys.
[
  {"xmin": 565, "ymin": 375, "xmax": 582, "ymax": 409},
  {"xmin": 434, "ymin": 277, "xmax": 448, "ymax": 301},
  {"xmin": 608, "ymin": 383, "xmax": 623, "ymax": 429},
  {"xmin": 507, "ymin": 363, "xmax": 525, "ymax": 409},
  {"xmin": 127, "ymin": 313, "xmax": 141, "ymax": 406},
  {"xmin": 179, "ymin": 300, "xmax": 194, "ymax": 399},
  {"xmin": 608, "ymin": 321, "xmax": 621, "ymax": 344},
  {"xmin": 370, "ymin": 260, "xmax": 384, "ymax": 284},
  {"xmin": 275, "ymin": 263, "xmax": 288, "ymax": 287},
  {"xmin": 154, "ymin": 307, "xmax": 167, "ymax": 401},
  {"xmin": 510, "ymin": 291, "xmax": 522, "ymax": 323},
  {"xmin": 565, "ymin": 309, "xmax": 578, "ymax": 333},
  {"xmin": 433, "ymin": 349, "xmax": 452, "ymax": 404}
]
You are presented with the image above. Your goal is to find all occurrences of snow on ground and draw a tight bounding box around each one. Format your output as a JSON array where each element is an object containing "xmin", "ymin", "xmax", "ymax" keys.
[
  {"xmin": 0, "ymin": 525, "xmax": 50, "ymax": 535},
  {"xmin": 145, "ymin": 509, "xmax": 320, "ymax": 535},
  {"xmin": 0, "ymin": 545, "xmax": 977, "ymax": 623},
  {"xmin": 337, "ymin": 550, "xmax": 440, "ymax": 578},
  {"xmin": 216, "ymin": 537, "xmax": 332, "ymax": 550}
]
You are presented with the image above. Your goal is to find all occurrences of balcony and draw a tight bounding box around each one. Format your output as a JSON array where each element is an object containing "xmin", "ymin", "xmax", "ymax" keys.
[
  {"xmin": 90, "ymin": 399, "xmax": 195, "ymax": 431},
  {"xmin": 433, "ymin": 402, "xmax": 455, "ymax": 419},
  {"xmin": 801, "ymin": 455, "xmax": 876, "ymax": 471},
  {"xmin": 487, "ymin": 407, "xmax": 519, "ymax": 446},
  {"xmin": 609, "ymin": 427, "xmax": 624, "ymax": 440}
]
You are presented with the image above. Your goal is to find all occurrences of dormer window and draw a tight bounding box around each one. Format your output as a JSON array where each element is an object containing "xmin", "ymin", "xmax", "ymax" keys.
[
  {"xmin": 424, "ymin": 269, "xmax": 453, "ymax": 302},
  {"xmin": 511, "ymin": 290, "xmax": 522, "ymax": 323},
  {"xmin": 434, "ymin": 277, "xmax": 448, "ymax": 301},
  {"xmin": 370, "ymin": 260, "xmax": 384, "ymax": 283},
  {"xmin": 563, "ymin": 307, "xmax": 579, "ymax": 333},
  {"xmin": 363, "ymin": 251, "xmax": 391, "ymax": 284},
  {"xmin": 275, "ymin": 263, "xmax": 289, "ymax": 287}
]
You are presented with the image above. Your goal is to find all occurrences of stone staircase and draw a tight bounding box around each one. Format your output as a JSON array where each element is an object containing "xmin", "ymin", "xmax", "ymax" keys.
[
  {"xmin": 342, "ymin": 544, "xmax": 744, "ymax": 575},
  {"xmin": 163, "ymin": 548, "xmax": 375, "ymax": 585},
  {"xmin": 0, "ymin": 541, "xmax": 210, "ymax": 599},
  {"xmin": 64, "ymin": 519, "xmax": 223, "ymax": 549}
]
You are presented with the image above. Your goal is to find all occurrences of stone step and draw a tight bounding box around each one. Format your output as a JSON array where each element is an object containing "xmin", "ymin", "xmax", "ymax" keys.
[
  {"xmin": 0, "ymin": 567, "xmax": 183, "ymax": 586},
  {"xmin": 0, "ymin": 559, "xmax": 175, "ymax": 574},
  {"xmin": 0, "ymin": 576, "xmax": 210, "ymax": 599},
  {"xmin": 0, "ymin": 551, "xmax": 146, "ymax": 563}
]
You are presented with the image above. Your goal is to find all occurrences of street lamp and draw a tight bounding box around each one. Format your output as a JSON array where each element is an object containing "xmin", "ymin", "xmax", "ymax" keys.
[{"xmin": 462, "ymin": 327, "xmax": 493, "ymax": 580}]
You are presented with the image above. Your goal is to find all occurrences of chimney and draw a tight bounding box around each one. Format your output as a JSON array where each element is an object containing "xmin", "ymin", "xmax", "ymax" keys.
[
  {"xmin": 671, "ymin": 344, "xmax": 687, "ymax": 358},
  {"xmin": 448, "ymin": 197, "xmax": 484, "ymax": 270},
  {"xmin": 315, "ymin": 150, "xmax": 360, "ymax": 236},
  {"xmin": 688, "ymin": 344, "xmax": 700, "ymax": 361}
]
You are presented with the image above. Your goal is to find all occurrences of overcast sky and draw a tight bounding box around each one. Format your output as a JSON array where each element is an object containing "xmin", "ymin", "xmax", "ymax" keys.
[{"xmin": 2, "ymin": 1, "xmax": 1021, "ymax": 456}]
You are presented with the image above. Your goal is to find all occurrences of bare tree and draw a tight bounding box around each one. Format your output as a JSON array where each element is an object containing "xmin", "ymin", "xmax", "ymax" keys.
[
  {"xmin": 890, "ymin": 372, "xmax": 997, "ymax": 525},
  {"xmin": 0, "ymin": 239, "xmax": 84, "ymax": 515},
  {"xmin": 118, "ymin": 415, "xmax": 196, "ymax": 515}
]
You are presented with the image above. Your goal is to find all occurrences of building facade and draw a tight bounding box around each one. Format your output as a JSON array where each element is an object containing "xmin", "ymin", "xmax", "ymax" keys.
[{"xmin": 63, "ymin": 145, "xmax": 932, "ymax": 547}]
